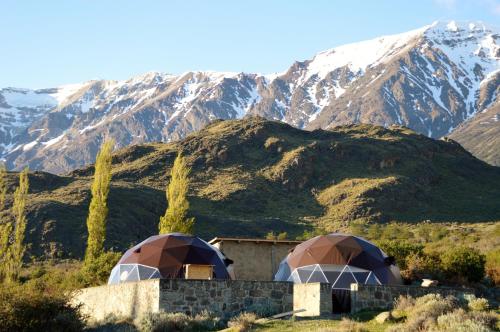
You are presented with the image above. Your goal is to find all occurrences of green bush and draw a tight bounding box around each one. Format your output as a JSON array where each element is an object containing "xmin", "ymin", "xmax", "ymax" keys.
[
  {"xmin": 80, "ymin": 251, "xmax": 121, "ymax": 286},
  {"xmin": 467, "ymin": 296, "xmax": 490, "ymax": 312},
  {"xmin": 485, "ymin": 248, "xmax": 500, "ymax": 285},
  {"xmin": 434, "ymin": 308, "xmax": 497, "ymax": 332},
  {"xmin": 441, "ymin": 247, "xmax": 486, "ymax": 283},
  {"xmin": 401, "ymin": 252, "xmax": 442, "ymax": 281},
  {"xmin": 377, "ymin": 240, "xmax": 424, "ymax": 270},
  {"xmin": 389, "ymin": 294, "xmax": 497, "ymax": 332},
  {"xmin": 0, "ymin": 282, "xmax": 85, "ymax": 331}
]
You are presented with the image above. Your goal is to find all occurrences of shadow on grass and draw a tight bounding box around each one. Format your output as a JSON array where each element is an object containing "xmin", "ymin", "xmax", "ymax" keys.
[{"xmin": 349, "ymin": 309, "xmax": 384, "ymax": 322}]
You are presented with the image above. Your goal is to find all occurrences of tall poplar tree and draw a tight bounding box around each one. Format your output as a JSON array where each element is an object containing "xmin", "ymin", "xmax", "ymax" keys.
[
  {"xmin": 0, "ymin": 164, "xmax": 11, "ymax": 280},
  {"xmin": 84, "ymin": 139, "xmax": 114, "ymax": 264},
  {"xmin": 6, "ymin": 167, "xmax": 29, "ymax": 281},
  {"xmin": 0, "ymin": 163, "xmax": 6, "ymax": 212},
  {"xmin": 159, "ymin": 153, "xmax": 194, "ymax": 234}
]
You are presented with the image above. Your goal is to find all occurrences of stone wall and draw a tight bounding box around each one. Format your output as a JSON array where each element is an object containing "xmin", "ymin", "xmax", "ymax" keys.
[
  {"xmin": 70, "ymin": 279, "xmax": 160, "ymax": 322},
  {"xmin": 71, "ymin": 279, "xmax": 293, "ymax": 322},
  {"xmin": 159, "ymin": 279, "xmax": 293, "ymax": 319},
  {"xmin": 70, "ymin": 279, "xmax": 477, "ymax": 322},
  {"xmin": 350, "ymin": 284, "xmax": 475, "ymax": 313},
  {"xmin": 293, "ymin": 283, "xmax": 332, "ymax": 317}
]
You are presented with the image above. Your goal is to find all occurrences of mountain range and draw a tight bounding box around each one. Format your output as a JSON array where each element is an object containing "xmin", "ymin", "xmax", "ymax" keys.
[
  {"xmin": 2, "ymin": 118, "xmax": 499, "ymax": 258},
  {"xmin": 0, "ymin": 20, "xmax": 499, "ymax": 173}
]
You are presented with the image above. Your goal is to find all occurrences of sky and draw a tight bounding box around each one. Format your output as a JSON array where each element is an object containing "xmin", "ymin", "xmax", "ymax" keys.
[{"xmin": 1, "ymin": 0, "xmax": 499, "ymax": 88}]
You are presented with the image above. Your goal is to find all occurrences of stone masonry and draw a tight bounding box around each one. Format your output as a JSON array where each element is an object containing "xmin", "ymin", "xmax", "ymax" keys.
[
  {"xmin": 350, "ymin": 284, "xmax": 475, "ymax": 313},
  {"xmin": 159, "ymin": 279, "xmax": 293, "ymax": 319},
  {"xmin": 70, "ymin": 279, "xmax": 160, "ymax": 322},
  {"xmin": 71, "ymin": 280, "xmax": 476, "ymax": 322},
  {"xmin": 71, "ymin": 279, "xmax": 293, "ymax": 322}
]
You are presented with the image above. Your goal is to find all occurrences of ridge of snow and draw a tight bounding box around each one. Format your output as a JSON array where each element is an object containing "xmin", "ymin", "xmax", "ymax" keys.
[
  {"xmin": 49, "ymin": 83, "xmax": 88, "ymax": 104},
  {"xmin": 301, "ymin": 24, "xmax": 431, "ymax": 83}
]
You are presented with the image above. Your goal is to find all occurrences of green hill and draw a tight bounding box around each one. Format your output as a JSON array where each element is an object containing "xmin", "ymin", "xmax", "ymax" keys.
[{"xmin": 2, "ymin": 117, "xmax": 499, "ymax": 259}]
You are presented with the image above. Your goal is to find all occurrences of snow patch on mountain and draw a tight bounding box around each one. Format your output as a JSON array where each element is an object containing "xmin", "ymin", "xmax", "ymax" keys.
[{"xmin": 1, "ymin": 20, "xmax": 499, "ymax": 172}]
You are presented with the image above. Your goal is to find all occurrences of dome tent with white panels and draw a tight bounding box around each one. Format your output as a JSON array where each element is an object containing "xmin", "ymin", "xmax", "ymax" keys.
[
  {"xmin": 108, "ymin": 233, "xmax": 233, "ymax": 285},
  {"xmin": 274, "ymin": 233, "xmax": 403, "ymax": 288}
]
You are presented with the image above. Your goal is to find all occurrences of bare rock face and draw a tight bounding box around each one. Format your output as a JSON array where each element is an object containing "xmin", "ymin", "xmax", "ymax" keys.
[
  {"xmin": 375, "ymin": 311, "xmax": 393, "ymax": 323},
  {"xmin": 1, "ymin": 21, "xmax": 498, "ymax": 173}
]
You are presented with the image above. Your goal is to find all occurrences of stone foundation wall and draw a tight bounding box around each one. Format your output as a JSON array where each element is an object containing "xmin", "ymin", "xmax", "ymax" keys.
[
  {"xmin": 71, "ymin": 279, "xmax": 293, "ymax": 322},
  {"xmin": 159, "ymin": 279, "xmax": 293, "ymax": 319},
  {"xmin": 70, "ymin": 279, "xmax": 160, "ymax": 322},
  {"xmin": 71, "ymin": 280, "xmax": 477, "ymax": 322},
  {"xmin": 350, "ymin": 284, "xmax": 475, "ymax": 313}
]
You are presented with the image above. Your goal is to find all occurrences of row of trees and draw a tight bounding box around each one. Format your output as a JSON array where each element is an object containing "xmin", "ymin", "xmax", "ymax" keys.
[
  {"xmin": 0, "ymin": 138, "xmax": 194, "ymax": 283},
  {"xmin": 0, "ymin": 166, "xmax": 29, "ymax": 282},
  {"xmin": 83, "ymin": 139, "xmax": 194, "ymax": 277}
]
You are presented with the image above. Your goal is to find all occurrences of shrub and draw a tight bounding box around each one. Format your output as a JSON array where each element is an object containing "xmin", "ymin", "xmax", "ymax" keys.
[
  {"xmin": 410, "ymin": 294, "xmax": 458, "ymax": 318},
  {"xmin": 440, "ymin": 247, "xmax": 485, "ymax": 283},
  {"xmin": 0, "ymin": 282, "xmax": 85, "ymax": 331},
  {"xmin": 393, "ymin": 294, "xmax": 415, "ymax": 313},
  {"xmin": 434, "ymin": 308, "xmax": 497, "ymax": 332},
  {"xmin": 390, "ymin": 294, "xmax": 498, "ymax": 332},
  {"xmin": 401, "ymin": 252, "xmax": 441, "ymax": 281},
  {"xmin": 136, "ymin": 310, "xmax": 221, "ymax": 332},
  {"xmin": 467, "ymin": 296, "xmax": 490, "ymax": 312},
  {"xmin": 265, "ymin": 232, "xmax": 287, "ymax": 240},
  {"xmin": 468, "ymin": 311, "xmax": 498, "ymax": 329},
  {"xmin": 80, "ymin": 251, "xmax": 121, "ymax": 286},
  {"xmin": 389, "ymin": 294, "xmax": 459, "ymax": 332},
  {"xmin": 227, "ymin": 312, "xmax": 258, "ymax": 332},
  {"xmin": 485, "ymin": 248, "xmax": 500, "ymax": 285},
  {"xmin": 377, "ymin": 240, "xmax": 424, "ymax": 270},
  {"xmin": 336, "ymin": 317, "xmax": 368, "ymax": 332},
  {"xmin": 87, "ymin": 314, "xmax": 137, "ymax": 331}
]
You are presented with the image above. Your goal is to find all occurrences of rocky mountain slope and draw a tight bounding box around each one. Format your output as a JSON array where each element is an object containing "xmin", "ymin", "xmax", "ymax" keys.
[
  {"xmin": 1, "ymin": 118, "xmax": 499, "ymax": 259},
  {"xmin": 1, "ymin": 21, "xmax": 498, "ymax": 173},
  {"xmin": 450, "ymin": 92, "xmax": 500, "ymax": 166}
]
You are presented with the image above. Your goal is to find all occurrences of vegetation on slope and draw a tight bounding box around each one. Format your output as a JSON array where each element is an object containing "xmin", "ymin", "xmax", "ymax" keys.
[
  {"xmin": 0, "ymin": 117, "xmax": 499, "ymax": 259},
  {"xmin": 450, "ymin": 101, "xmax": 500, "ymax": 167}
]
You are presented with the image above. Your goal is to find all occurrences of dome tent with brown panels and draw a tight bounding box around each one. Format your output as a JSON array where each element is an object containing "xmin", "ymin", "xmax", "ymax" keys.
[
  {"xmin": 274, "ymin": 233, "xmax": 403, "ymax": 288},
  {"xmin": 108, "ymin": 233, "xmax": 232, "ymax": 284}
]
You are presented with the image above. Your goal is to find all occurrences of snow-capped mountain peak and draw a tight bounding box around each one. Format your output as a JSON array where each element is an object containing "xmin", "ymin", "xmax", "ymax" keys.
[{"xmin": 1, "ymin": 20, "xmax": 499, "ymax": 172}]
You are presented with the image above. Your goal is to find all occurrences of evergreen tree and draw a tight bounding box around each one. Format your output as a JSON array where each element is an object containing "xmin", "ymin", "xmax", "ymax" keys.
[
  {"xmin": 84, "ymin": 139, "xmax": 114, "ymax": 265},
  {"xmin": 159, "ymin": 153, "xmax": 194, "ymax": 234},
  {"xmin": 6, "ymin": 167, "xmax": 29, "ymax": 281},
  {"xmin": 0, "ymin": 164, "xmax": 11, "ymax": 280},
  {"xmin": 0, "ymin": 163, "xmax": 6, "ymax": 211}
]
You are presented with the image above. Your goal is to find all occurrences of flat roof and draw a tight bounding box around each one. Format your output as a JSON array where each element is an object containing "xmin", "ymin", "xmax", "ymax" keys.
[{"xmin": 208, "ymin": 237, "xmax": 302, "ymax": 245}]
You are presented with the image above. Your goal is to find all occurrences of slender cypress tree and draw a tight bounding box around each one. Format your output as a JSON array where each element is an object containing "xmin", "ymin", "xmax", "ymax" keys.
[
  {"xmin": 84, "ymin": 139, "xmax": 114, "ymax": 264},
  {"xmin": 0, "ymin": 164, "xmax": 11, "ymax": 280},
  {"xmin": 6, "ymin": 167, "xmax": 29, "ymax": 281},
  {"xmin": 0, "ymin": 163, "xmax": 6, "ymax": 211},
  {"xmin": 159, "ymin": 153, "xmax": 194, "ymax": 234}
]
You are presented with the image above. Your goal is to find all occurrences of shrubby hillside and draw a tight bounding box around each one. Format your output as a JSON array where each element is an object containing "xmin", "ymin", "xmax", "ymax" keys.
[{"xmin": 1, "ymin": 117, "xmax": 499, "ymax": 259}]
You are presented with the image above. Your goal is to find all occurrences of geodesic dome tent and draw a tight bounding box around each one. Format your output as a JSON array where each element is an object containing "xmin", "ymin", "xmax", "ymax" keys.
[
  {"xmin": 108, "ymin": 233, "xmax": 232, "ymax": 285},
  {"xmin": 274, "ymin": 233, "xmax": 403, "ymax": 289}
]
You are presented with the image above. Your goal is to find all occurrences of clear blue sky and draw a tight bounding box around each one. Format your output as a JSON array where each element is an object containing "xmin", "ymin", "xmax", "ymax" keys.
[{"xmin": 1, "ymin": 0, "xmax": 498, "ymax": 88}]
